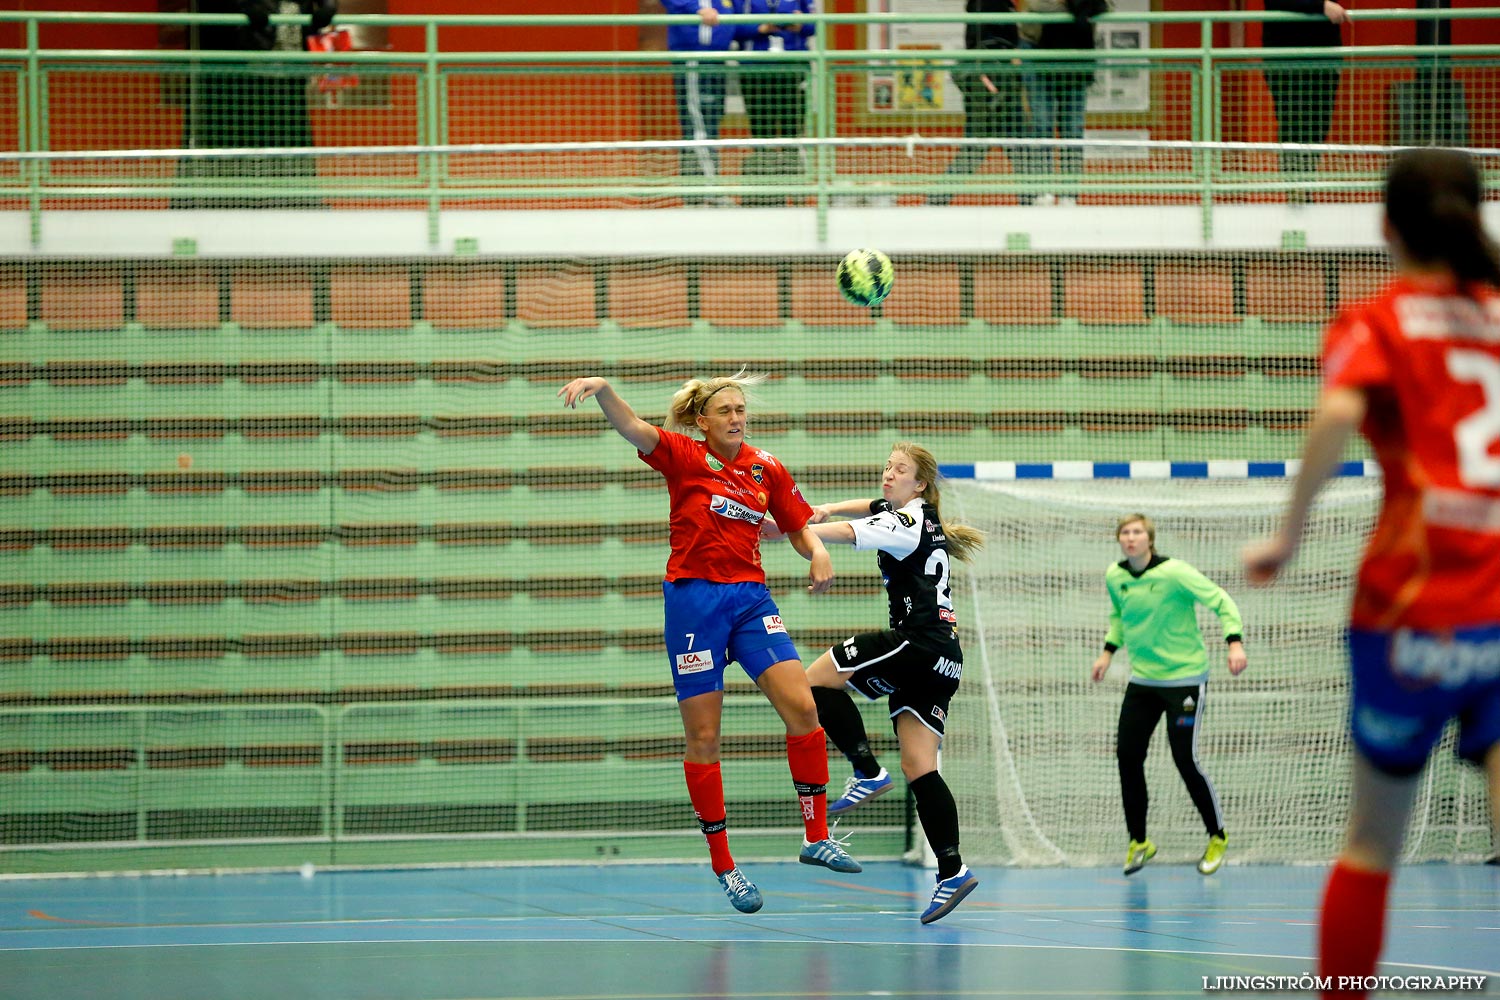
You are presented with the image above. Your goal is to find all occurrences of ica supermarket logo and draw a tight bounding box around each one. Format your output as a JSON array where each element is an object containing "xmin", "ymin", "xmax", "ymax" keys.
[{"xmin": 675, "ymin": 650, "xmax": 715, "ymax": 675}]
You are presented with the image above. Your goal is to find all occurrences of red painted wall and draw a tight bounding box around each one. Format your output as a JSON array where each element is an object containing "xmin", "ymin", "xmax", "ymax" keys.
[
  {"xmin": 2, "ymin": 3, "xmax": 1496, "ymax": 160},
  {"xmin": 384, "ymin": 1, "xmax": 639, "ymax": 56},
  {"xmin": 383, "ymin": 1, "xmax": 648, "ymax": 144},
  {"xmin": 0, "ymin": 0, "xmax": 160, "ymax": 49}
]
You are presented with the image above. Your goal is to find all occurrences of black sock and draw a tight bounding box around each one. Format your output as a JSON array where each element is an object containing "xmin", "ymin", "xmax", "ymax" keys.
[
  {"xmin": 811, "ymin": 686, "xmax": 881, "ymax": 777},
  {"xmin": 909, "ymin": 769, "xmax": 962, "ymax": 880}
]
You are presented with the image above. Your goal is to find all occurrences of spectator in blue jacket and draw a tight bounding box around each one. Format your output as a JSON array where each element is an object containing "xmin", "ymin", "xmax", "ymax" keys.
[
  {"xmin": 736, "ymin": 0, "xmax": 815, "ymax": 206},
  {"xmin": 662, "ymin": 0, "xmax": 743, "ymax": 202}
]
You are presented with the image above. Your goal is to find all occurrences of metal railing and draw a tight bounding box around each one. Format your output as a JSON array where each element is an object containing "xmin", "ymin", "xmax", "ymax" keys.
[{"xmin": 0, "ymin": 9, "xmax": 1496, "ymax": 246}]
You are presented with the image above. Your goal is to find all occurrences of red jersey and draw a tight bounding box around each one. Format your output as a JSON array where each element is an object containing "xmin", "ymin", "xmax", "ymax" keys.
[
  {"xmin": 1322, "ymin": 274, "xmax": 1500, "ymax": 629},
  {"xmin": 639, "ymin": 429, "xmax": 814, "ymax": 584}
]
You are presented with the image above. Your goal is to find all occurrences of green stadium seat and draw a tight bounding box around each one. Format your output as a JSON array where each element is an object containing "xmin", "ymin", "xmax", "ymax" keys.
[
  {"xmin": 422, "ymin": 263, "xmax": 508, "ymax": 330},
  {"xmin": 331, "ymin": 264, "xmax": 413, "ymax": 330},
  {"xmin": 514, "ymin": 264, "xmax": 597, "ymax": 329},
  {"xmin": 1154, "ymin": 261, "xmax": 1239, "ymax": 323},
  {"xmin": 136, "ymin": 265, "xmax": 222, "ymax": 330},
  {"xmin": 1245, "ymin": 260, "xmax": 1327, "ymax": 322},
  {"xmin": 231, "ymin": 269, "xmax": 315, "ymax": 329},
  {"xmin": 974, "ymin": 261, "xmax": 1053, "ymax": 324},
  {"xmin": 607, "ymin": 261, "xmax": 691, "ymax": 330},
  {"xmin": 1064, "ymin": 261, "xmax": 1147, "ymax": 324},
  {"xmin": 41, "ymin": 265, "xmax": 124, "ymax": 331},
  {"xmin": 698, "ymin": 262, "xmax": 783, "ymax": 328}
]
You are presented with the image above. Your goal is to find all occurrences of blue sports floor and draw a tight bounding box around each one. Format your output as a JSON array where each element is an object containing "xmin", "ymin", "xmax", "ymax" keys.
[{"xmin": 0, "ymin": 861, "xmax": 1496, "ymax": 1000}]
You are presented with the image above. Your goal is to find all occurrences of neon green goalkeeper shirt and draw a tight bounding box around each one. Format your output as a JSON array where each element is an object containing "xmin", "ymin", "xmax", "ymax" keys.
[{"xmin": 1103, "ymin": 555, "xmax": 1243, "ymax": 686}]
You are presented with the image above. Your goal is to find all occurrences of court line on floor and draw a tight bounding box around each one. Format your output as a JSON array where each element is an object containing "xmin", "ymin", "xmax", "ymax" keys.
[{"xmin": 1, "ymin": 933, "xmax": 1496, "ymax": 979}]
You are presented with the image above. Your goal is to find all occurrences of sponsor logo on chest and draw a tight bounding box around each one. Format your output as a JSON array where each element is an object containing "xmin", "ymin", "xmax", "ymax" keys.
[{"xmin": 710, "ymin": 494, "xmax": 764, "ymax": 524}]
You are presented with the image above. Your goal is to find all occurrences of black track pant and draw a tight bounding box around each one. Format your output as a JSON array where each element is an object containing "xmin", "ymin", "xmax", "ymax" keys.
[
  {"xmin": 1264, "ymin": 65, "xmax": 1340, "ymax": 175},
  {"xmin": 1116, "ymin": 680, "xmax": 1223, "ymax": 843}
]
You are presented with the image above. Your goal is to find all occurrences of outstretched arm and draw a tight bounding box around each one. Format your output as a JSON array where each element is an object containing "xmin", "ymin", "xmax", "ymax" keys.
[
  {"xmin": 819, "ymin": 498, "xmax": 878, "ymax": 518},
  {"xmin": 558, "ymin": 376, "xmax": 660, "ymax": 455},
  {"xmin": 1243, "ymin": 385, "xmax": 1365, "ymax": 584},
  {"xmin": 802, "ymin": 520, "xmax": 858, "ymax": 545},
  {"xmin": 785, "ymin": 524, "xmax": 835, "ymax": 593},
  {"xmin": 761, "ymin": 498, "xmax": 873, "ymax": 543}
]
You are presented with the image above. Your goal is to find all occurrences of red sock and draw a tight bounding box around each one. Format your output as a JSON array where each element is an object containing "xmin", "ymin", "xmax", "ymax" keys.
[
  {"xmin": 683, "ymin": 760, "xmax": 734, "ymax": 875},
  {"xmin": 786, "ymin": 728, "xmax": 830, "ymax": 843},
  {"xmin": 1319, "ymin": 860, "xmax": 1391, "ymax": 999}
]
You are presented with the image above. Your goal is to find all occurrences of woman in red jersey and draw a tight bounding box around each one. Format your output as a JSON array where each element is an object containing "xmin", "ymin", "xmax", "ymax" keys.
[
  {"xmin": 558, "ymin": 370, "xmax": 860, "ymax": 914},
  {"xmin": 1244, "ymin": 148, "xmax": 1500, "ymax": 1000}
]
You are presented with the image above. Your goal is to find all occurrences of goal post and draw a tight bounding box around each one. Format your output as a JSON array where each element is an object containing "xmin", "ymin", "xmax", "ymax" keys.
[{"xmin": 939, "ymin": 466, "xmax": 1495, "ymax": 867}]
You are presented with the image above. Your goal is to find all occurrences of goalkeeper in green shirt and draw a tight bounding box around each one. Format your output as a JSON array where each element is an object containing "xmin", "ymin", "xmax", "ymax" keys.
[{"xmin": 1091, "ymin": 513, "xmax": 1247, "ymax": 877}]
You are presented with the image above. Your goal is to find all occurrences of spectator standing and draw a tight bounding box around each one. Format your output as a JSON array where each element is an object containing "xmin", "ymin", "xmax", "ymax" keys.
[
  {"xmin": 179, "ymin": 0, "xmax": 337, "ymax": 208},
  {"xmin": 1016, "ymin": 0, "xmax": 1111, "ymax": 205},
  {"xmin": 736, "ymin": 0, "xmax": 815, "ymax": 207},
  {"xmin": 932, "ymin": 0, "xmax": 1026, "ymax": 207},
  {"xmin": 1262, "ymin": 0, "xmax": 1349, "ymax": 194},
  {"xmin": 662, "ymin": 0, "xmax": 743, "ymax": 203}
]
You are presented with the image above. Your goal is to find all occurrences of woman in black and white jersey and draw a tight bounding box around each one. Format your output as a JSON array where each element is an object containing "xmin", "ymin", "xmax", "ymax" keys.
[{"xmin": 766, "ymin": 442, "xmax": 985, "ymax": 923}]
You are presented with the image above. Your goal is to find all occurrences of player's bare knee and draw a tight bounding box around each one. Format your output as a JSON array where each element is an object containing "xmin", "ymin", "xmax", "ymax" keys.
[
  {"xmin": 783, "ymin": 702, "xmax": 819, "ymax": 734},
  {"xmin": 900, "ymin": 743, "xmax": 938, "ymax": 782},
  {"xmin": 682, "ymin": 728, "xmax": 721, "ymax": 761}
]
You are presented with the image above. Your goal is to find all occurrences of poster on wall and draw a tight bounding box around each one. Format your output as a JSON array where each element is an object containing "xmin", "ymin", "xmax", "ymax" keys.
[
  {"xmin": 865, "ymin": 0, "xmax": 965, "ymax": 114},
  {"xmin": 1090, "ymin": 0, "xmax": 1150, "ymax": 114},
  {"xmin": 865, "ymin": 0, "xmax": 1151, "ymax": 116}
]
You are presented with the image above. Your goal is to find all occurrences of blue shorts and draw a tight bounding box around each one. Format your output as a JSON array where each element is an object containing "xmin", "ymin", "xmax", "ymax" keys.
[
  {"xmin": 662, "ymin": 579, "xmax": 801, "ymax": 701},
  {"xmin": 1348, "ymin": 625, "xmax": 1500, "ymax": 777}
]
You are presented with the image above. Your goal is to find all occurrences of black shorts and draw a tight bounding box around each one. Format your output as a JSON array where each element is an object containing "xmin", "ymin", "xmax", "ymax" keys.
[{"xmin": 828, "ymin": 628, "xmax": 962, "ymax": 737}]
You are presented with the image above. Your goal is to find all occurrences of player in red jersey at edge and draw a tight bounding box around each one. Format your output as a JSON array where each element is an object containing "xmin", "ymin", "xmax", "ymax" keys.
[
  {"xmin": 559, "ymin": 369, "xmax": 862, "ymax": 914},
  {"xmin": 1244, "ymin": 148, "xmax": 1500, "ymax": 1000}
]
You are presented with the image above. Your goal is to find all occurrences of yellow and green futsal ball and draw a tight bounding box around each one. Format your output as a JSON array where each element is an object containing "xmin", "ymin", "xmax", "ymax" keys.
[{"xmin": 836, "ymin": 248, "xmax": 894, "ymax": 308}]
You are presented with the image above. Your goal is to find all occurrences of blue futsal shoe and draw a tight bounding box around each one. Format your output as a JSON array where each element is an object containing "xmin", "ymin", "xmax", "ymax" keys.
[
  {"xmin": 920, "ymin": 865, "xmax": 979, "ymax": 924},
  {"xmin": 717, "ymin": 866, "xmax": 763, "ymax": 913},
  {"xmin": 828, "ymin": 768, "xmax": 894, "ymax": 815},
  {"xmin": 799, "ymin": 834, "xmax": 862, "ymax": 873}
]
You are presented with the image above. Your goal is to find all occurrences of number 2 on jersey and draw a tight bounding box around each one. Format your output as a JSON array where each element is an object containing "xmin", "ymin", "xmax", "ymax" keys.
[
  {"xmin": 1446, "ymin": 348, "xmax": 1500, "ymax": 487},
  {"xmin": 925, "ymin": 548, "xmax": 953, "ymax": 613}
]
